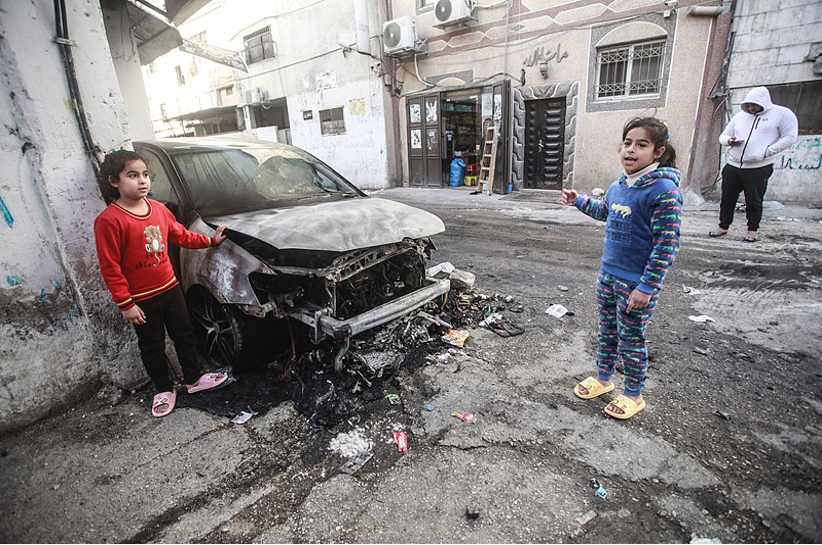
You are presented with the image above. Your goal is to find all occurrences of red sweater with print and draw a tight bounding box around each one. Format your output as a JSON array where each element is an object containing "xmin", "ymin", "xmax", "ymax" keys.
[{"xmin": 94, "ymin": 199, "xmax": 215, "ymax": 311}]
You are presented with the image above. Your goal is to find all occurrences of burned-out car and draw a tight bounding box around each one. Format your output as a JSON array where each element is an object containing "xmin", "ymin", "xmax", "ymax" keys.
[{"xmin": 134, "ymin": 138, "xmax": 449, "ymax": 371}]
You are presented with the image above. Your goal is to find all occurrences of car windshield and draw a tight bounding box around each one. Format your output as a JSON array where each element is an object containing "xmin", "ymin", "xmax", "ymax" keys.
[{"xmin": 171, "ymin": 146, "xmax": 360, "ymax": 215}]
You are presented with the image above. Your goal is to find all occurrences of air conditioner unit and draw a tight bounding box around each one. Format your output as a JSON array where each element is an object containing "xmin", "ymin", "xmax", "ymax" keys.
[
  {"xmin": 383, "ymin": 16, "xmax": 418, "ymax": 56},
  {"xmin": 250, "ymin": 88, "xmax": 262, "ymax": 104},
  {"xmin": 433, "ymin": 0, "xmax": 475, "ymax": 28},
  {"xmin": 244, "ymin": 88, "xmax": 267, "ymax": 104}
]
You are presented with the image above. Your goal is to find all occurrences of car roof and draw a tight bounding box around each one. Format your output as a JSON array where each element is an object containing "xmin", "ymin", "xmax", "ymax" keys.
[{"xmin": 134, "ymin": 137, "xmax": 295, "ymax": 154}]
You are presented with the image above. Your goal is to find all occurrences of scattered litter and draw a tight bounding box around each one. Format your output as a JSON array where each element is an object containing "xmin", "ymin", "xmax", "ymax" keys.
[
  {"xmin": 479, "ymin": 312, "xmax": 524, "ymax": 336},
  {"xmin": 442, "ymin": 329, "xmax": 470, "ymax": 348},
  {"xmin": 452, "ymin": 412, "xmax": 476, "ymax": 423},
  {"xmin": 426, "ymin": 261, "xmax": 455, "ymax": 277},
  {"xmin": 488, "ymin": 319, "xmax": 524, "ymax": 337},
  {"xmin": 714, "ymin": 410, "xmax": 731, "ymax": 420},
  {"xmin": 557, "ymin": 285, "xmax": 569, "ymax": 292},
  {"xmin": 682, "ymin": 285, "xmax": 701, "ymax": 295},
  {"xmin": 426, "ymin": 404, "xmax": 435, "ymax": 411},
  {"xmin": 394, "ymin": 431, "xmax": 408, "ymax": 452},
  {"xmin": 465, "ymin": 503, "xmax": 480, "ymax": 519},
  {"xmin": 694, "ymin": 347, "xmax": 709, "ymax": 355},
  {"xmin": 479, "ymin": 313, "xmax": 503, "ymax": 327},
  {"xmin": 575, "ymin": 510, "xmax": 597, "ymax": 526},
  {"xmin": 386, "ymin": 393, "xmax": 401, "ymax": 405},
  {"xmin": 328, "ymin": 429, "xmax": 373, "ymax": 459},
  {"xmin": 230, "ymin": 410, "xmax": 257, "ymax": 424},
  {"xmin": 690, "ymin": 538, "xmax": 722, "ymax": 544},
  {"xmin": 546, "ymin": 304, "xmax": 568, "ymax": 318},
  {"xmin": 595, "ymin": 484, "xmax": 608, "ymax": 499},
  {"xmin": 689, "ymin": 315, "xmax": 715, "ymax": 323},
  {"xmin": 339, "ymin": 451, "xmax": 373, "ymax": 475}
]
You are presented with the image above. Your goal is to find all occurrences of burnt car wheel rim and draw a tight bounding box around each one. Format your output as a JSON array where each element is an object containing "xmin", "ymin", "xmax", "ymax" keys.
[{"xmin": 190, "ymin": 291, "xmax": 237, "ymax": 365}]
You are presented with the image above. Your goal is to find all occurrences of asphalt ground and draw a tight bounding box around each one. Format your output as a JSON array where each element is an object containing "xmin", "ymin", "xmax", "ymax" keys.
[{"xmin": 1, "ymin": 186, "xmax": 821, "ymax": 543}]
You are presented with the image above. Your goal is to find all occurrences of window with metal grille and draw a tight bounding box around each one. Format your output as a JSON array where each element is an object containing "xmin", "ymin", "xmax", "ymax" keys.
[
  {"xmin": 243, "ymin": 27, "xmax": 275, "ymax": 64},
  {"xmin": 596, "ymin": 40, "xmax": 664, "ymax": 99},
  {"xmin": 319, "ymin": 107, "xmax": 346, "ymax": 136}
]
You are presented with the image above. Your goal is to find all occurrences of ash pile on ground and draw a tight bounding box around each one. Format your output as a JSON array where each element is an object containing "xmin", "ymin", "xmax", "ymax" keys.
[{"xmin": 174, "ymin": 289, "xmax": 522, "ymax": 427}]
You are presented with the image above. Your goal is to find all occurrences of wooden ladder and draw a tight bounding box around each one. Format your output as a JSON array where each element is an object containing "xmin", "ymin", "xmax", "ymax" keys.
[{"xmin": 477, "ymin": 125, "xmax": 497, "ymax": 195}]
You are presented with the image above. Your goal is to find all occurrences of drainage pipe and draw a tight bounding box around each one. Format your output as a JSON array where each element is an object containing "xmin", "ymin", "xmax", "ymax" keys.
[{"xmin": 53, "ymin": 0, "xmax": 100, "ymax": 175}]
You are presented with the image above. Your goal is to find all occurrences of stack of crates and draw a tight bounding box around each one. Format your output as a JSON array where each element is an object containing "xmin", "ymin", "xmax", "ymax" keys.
[{"xmin": 464, "ymin": 162, "xmax": 479, "ymax": 185}]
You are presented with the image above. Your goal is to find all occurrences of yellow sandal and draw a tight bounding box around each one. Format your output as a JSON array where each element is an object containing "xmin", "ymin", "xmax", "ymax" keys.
[
  {"xmin": 604, "ymin": 394, "xmax": 645, "ymax": 419},
  {"xmin": 574, "ymin": 377, "xmax": 614, "ymax": 399}
]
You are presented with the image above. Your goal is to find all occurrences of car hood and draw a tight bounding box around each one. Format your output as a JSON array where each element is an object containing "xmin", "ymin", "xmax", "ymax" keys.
[{"xmin": 206, "ymin": 197, "xmax": 445, "ymax": 252}]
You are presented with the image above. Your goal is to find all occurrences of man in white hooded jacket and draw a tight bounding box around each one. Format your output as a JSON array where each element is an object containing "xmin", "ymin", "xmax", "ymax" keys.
[{"xmin": 709, "ymin": 86, "xmax": 798, "ymax": 242}]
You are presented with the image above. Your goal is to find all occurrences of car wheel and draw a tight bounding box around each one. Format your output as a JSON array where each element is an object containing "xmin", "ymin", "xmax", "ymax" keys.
[{"xmin": 187, "ymin": 287, "xmax": 264, "ymax": 372}]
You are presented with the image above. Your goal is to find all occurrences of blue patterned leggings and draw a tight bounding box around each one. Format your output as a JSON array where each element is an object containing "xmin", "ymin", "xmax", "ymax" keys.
[{"xmin": 596, "ymin": 270, "xmax": 659, "ymax": 396}]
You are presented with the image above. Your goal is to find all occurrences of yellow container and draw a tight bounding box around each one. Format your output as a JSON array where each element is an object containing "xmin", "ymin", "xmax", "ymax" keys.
[{"xmin": 464, "ymin": 176, "xmax": 477, "ymax": 186}]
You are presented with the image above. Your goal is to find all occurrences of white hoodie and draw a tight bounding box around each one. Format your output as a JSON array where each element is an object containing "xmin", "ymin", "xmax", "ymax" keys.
[{"xmin": 719, "ymin": 86, "xmax": 798, "ymax": 169}]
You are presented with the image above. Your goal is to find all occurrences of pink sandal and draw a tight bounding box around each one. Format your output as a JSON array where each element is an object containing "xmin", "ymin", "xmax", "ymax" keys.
[
  {"xmin": 186, "ymin": 372, "xmax": 228, "ymax": 394},
  {"xmin": 152, "ymin": 390, "xmax": 177, "ymax": 418}
]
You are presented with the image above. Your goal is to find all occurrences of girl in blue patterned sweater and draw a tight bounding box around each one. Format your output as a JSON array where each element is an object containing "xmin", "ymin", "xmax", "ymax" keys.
[{"xmin": 561, "ymin": 117, "xmax": 682, "ymax": 419}]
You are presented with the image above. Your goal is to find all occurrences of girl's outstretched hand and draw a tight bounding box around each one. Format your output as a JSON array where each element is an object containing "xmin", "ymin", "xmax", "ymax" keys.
[
  {"xmin": 561, "ymin": 189, "xmax": 578, "ymax": 205},
  {"xmin": 214, "ymin": 224, "xmax": 228, "ymax": 245}
]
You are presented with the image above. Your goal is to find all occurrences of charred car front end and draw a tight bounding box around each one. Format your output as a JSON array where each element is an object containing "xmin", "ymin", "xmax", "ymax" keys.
[{"xmin": 135, "ymin": 138, "xmax": 448, "ymax": 371}]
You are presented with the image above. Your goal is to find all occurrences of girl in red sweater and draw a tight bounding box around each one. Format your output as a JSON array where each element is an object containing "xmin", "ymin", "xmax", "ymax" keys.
[{"xmin": 94, "ymin": 150, "xmax": 229, "ymax": 417}]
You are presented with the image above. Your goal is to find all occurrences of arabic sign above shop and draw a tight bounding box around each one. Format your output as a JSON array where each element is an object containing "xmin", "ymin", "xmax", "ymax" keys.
[{"xmin": 522, "ymin": 43, "xmax": 569, "ymax": 67}]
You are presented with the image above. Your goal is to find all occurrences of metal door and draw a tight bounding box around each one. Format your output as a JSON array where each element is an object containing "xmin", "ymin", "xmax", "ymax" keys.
[
  {"xmin": 524, "ymin": 98, "xmax": 565, "ymax": 189},
  {"xmin": 408, "ymin": 94, "xmax": 442, "ymax": 188}
]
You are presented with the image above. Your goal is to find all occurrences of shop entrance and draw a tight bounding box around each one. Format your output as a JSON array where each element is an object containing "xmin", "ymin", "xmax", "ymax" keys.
[
  {"xmin": 442, "ymin": 88, "xmax": 489, "ymax": 187},
  {"xmin": 407, "ymin": 85, "xmax": 506, "ymax": 190}
]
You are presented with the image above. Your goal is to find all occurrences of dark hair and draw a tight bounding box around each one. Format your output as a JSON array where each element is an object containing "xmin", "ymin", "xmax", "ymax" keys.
[
  {"xmin": 622, "ymin": 117, "xmax": 677, "ymax": 169},
  {"xmin": 98, "ymin": 149, "xmax": 146, "ymax": 204}
]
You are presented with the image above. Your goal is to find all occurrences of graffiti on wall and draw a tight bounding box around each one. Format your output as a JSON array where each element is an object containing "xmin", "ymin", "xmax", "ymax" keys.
[
  {"xmin": 0, "ymin": 195, "xmax": 13, "ymax": 228},
  {"xmin": 774, "ymin": 136, "xmax": 821, "ymax": 171}
]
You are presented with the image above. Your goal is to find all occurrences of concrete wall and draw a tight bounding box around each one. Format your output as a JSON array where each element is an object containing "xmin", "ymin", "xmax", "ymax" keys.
[
  {"xmin": 104, "ymin": 4, "xmax": 156, "ymax": 140},
  {"xmin": 724, "ymin": 0, "xmax": 822, "ymax": 203},
  {"xmin": 393, "ymin": 0, "xmax": 721, "ymax": 195},
  {"xmin": 0, "ymin": 0, "xmax": 145, "ymax": 433}
]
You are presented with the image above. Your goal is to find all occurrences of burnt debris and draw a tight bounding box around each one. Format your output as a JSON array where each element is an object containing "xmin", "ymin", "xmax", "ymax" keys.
[{"xmin": 174, "ymin": 288, "xmax": 524, "ymax": 427}]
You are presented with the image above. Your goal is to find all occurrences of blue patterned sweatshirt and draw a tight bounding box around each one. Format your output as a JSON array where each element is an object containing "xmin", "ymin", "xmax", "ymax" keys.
[{"xmin": 574, "ymin": 166, "xmax": 682, "ymax": 294}]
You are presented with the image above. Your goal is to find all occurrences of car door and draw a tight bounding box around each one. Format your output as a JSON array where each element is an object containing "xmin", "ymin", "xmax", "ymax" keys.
[{"xmin": 139, "ymin": 146, "xmax": 191, "ymax": 279}]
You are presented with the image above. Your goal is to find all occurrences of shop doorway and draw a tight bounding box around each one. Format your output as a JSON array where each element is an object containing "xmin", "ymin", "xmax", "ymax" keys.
[
  {"xmin": 524, "ymin": 97, "xmax": 565, "ymax": 189},
  {"xmin": 442, "ymin": 89, "xmax": 486, "ymax": 186},
  {"xmin": 407, "ymin": 85, "xmax": 508, "ymax": 191}
]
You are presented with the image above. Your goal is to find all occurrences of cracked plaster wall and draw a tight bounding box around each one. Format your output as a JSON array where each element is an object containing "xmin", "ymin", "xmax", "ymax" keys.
[{"xmin": 0, "ymin": 0, "xmax": 144, "ymax": 433}]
